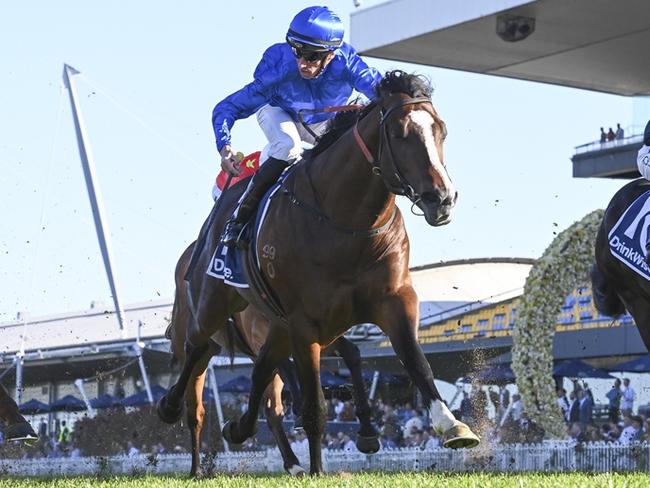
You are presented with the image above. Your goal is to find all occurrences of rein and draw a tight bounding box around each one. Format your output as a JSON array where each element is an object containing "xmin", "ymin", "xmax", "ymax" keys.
[
  {"xmin": 353, "ymin": 96, "xmax": 432, "ymax": 207},
  {"xmin": 290, "ymin": 96, "xmax": 432, "ymax": 233}
]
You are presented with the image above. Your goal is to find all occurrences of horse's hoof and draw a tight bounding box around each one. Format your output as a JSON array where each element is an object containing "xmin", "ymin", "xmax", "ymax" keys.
[
  {"xmin": 356, "ymin": 434, "xmax": 380, "ymax": 454},
  {"xmin": 222, "ymin": 420, "xmax": 243, "ymax": 445},
  {"xmin": 286, "ymin": 464, "xmax": 306, "ymax": 476},
  {"xmin": 4, "ymin": 422, "xmax": 38, "ymax": 443},
  {"xmin": 156, "ymin": 395, "xmax": 184, "ymax": 424},
  {"xmin": 442, "ymin": 421, "xmax": 480, "ymax": 449},
  {"xmin": 190, "ymin": 468, "xmax": 204, "ymax": 480}
]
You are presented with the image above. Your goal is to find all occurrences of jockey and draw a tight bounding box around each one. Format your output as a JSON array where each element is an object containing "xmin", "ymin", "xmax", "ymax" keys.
[
  {"xmin": 637, "ymin": 119, "xmax": 650, "ymax": 181},
  {"xmin": 212, "ymin": 5, "xmax": 382, "ymax": 247},
  {"xmin": 637, "ymin": 119, "xmax": 650, "ymax": 262}
]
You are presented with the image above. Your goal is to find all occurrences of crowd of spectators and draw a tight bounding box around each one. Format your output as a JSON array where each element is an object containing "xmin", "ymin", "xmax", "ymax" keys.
[{"xmin": 3, "ymin": 375, "xmax": 650, "ymax": 459}]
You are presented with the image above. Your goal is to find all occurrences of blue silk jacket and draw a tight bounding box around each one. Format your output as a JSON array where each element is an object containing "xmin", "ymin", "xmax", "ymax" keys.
[{"xmin": 212, "ymin": 41, "xmax": 382, "ymax": 151}]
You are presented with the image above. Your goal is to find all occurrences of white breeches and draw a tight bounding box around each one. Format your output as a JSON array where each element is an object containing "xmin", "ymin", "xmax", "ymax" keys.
[
  {"xmin": 212, "ymin": 105, "xmax": 329, "ymax": 201},
  {"xmin": 256, "ymin": 104, "xmax": 328, "ymax": 164},
  {"xmin": 638, "ymin": 145, "xmax": 650, "ymax": 180}
]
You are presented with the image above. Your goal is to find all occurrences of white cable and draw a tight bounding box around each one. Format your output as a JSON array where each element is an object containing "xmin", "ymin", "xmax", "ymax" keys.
[
  {"xmin": 19, "ymin": 86, "xmax": 65, "ymax": 353},
  {"xmin": 78, "ymin": 73, "xmax": 211, "ymax": 177}
]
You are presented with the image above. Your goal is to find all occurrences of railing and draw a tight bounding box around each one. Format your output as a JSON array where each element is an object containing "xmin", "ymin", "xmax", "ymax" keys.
[
  {"xmin": 2, "ymin": 441, "xmax": 650, "ymax": 476},
  {"xmin": 574, "ymin": 133, "xmax": 644, "ymax": 156}
]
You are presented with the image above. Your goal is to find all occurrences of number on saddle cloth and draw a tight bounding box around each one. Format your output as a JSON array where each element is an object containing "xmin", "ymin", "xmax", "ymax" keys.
[{"xmin": 215, "ymin": 151, "xmax": 261, "ymax": 191}]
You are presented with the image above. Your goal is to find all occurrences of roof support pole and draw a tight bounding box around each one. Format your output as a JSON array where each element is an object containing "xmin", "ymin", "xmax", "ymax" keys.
[{"xmin": 62, "ymin": 64, "xmax": 128, "ymax": 338}]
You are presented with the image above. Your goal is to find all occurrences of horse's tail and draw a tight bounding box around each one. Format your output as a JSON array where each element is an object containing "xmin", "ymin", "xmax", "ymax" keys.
[{"xmin": 591, "ymin": 262, "xmax": 626, "ymax": 317}]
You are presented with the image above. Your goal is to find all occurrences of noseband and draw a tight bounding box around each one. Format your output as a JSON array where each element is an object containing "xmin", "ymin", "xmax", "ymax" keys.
[{"xmin": 353, "ymin": 96, "xmax": 432, "ymax": 206}]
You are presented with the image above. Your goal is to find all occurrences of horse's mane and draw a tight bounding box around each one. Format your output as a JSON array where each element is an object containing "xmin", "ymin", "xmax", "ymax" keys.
[{"xmin": 310, "ymin": 70, "xmax": 433, "ymax": 157}]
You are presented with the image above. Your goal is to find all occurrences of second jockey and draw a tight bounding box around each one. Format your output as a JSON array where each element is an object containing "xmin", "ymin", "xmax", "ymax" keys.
[{"xmin": 212, "ymin": 5, "xmax": 382, "ymax": 248}]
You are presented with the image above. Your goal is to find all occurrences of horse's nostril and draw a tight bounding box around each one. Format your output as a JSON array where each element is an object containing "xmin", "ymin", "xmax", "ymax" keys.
[{"xmin": 453, "ymin": 191, "xmax": 459, "ymax": 204}]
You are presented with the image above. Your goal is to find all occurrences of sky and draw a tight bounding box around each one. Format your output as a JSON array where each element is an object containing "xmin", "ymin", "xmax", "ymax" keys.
[{"xmin": 0, "ymin": 0, "xmax": 637, "ymax": 324}]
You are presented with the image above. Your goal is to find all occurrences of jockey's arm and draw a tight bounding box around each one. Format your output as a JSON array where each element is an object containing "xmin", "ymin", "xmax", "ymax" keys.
[
  {"xmin": 345, "ymin": 44, "xmax": 383, "ymax": 101},
  {"xmin": 211, "ymin": 46, "xmax": 281, "ymax": 166}
]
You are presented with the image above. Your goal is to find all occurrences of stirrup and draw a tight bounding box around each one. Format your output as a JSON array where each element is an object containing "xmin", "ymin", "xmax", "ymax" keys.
[{"xmin": 221, "ymin": 221, "xmax": 248, "ymax": 249}]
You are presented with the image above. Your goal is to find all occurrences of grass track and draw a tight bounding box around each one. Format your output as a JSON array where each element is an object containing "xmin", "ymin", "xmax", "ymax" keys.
[{"xmin": 1, "ymin": 472, "xmax": 649, "ymax": 488}]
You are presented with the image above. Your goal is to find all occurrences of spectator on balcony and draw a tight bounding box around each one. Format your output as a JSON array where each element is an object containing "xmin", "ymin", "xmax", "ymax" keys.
[
  {"xmin": 607, "ymin": 127, "xmax": 616, "ymax": 141},
  {"xmin": 600, "ymin": 127, "xmax": 607, "ymax": 144},
  {"xmin": 606, "ymin": 378, "xmax": 622, "ymax": 422},
  {"xmin": 615, "ymin": 123, "xmax": 624, "ymax": 140},
  {"xmin": 621, "ymin": 378, "xmax": 635, "ymax": 416}
]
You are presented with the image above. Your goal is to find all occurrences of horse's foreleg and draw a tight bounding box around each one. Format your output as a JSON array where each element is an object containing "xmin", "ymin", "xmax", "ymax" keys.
[
  {"xmin": 222, "ymin": 325, "xmax": 291, "ymax": 444},
  {"xmin": 292, "ymin": 334, "xmax": 326, "ymax": 475},
  {"xmin": 264, "ymin": 375, "xmax": 305, "ymax": 476},
  {"xmin": 333, "ymin": 337, "xmax": 379, "ymax": 454},
  {"xmin": 376, "ymin": 289, "xmax": 479, "ymax": 449}
]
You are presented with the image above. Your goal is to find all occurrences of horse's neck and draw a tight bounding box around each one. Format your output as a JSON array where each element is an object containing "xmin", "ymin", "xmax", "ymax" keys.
[{"xmin": 309, "ymin": 111, "xmax": 395, "ymax": 229}]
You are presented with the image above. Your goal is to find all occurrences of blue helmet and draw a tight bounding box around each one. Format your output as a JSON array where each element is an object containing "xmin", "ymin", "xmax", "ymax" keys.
[{"xmin": 286, "ymin": 6, "xmax": 344, "ymax": 52}]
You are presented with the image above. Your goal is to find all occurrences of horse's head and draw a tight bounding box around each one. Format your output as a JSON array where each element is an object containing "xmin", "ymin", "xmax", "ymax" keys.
[{"xmin": 375, "ymin": 71, "xmax": 456, "ymax": 226}]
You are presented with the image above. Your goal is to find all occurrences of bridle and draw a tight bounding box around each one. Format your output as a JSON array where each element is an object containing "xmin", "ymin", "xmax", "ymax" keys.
[{"xmin": 352, "ymin": 96, "xmax": 433, "ymax": 208}]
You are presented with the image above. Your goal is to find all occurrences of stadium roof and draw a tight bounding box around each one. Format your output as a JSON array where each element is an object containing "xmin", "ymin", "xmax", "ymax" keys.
[
  {"xmin": 0, "ymin": 258, "xmax": 534, "ymax": 357},
  {"xmin": 351, "ymin": 0, "xmax": 650, "ymax": 96}
]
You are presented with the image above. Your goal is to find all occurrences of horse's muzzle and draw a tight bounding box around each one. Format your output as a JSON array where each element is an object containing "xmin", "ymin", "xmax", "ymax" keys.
[{"xmin": 419, "ymin": 191, "xmax": 457, "ymax": 226}]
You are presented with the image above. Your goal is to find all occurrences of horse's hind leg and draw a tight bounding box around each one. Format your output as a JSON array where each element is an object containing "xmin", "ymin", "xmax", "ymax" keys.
[
  {"xmin": 222, "ymin": 325, "xmax": 291, "ymax": 445},
  {"xmin": 159, "ymin": 282, "xmax": 239, "ymax": 424},
  {"xmin": 331, "ymin": 336, "xmax": 380, "ymax": 454},
  {"xmin": 264, "ymin": 374, "xmax": 305, "ymax": 476},
  {"xmin": 277, "ymin": 359, "xmax": 303, "ymax": 427},
  {"xmin": 186, "ymin": 346, "xmax": 218, "ymax": 479},
  {"xmin": 374, "ymin": 288, "xmax": 479, "ymax": 449}
]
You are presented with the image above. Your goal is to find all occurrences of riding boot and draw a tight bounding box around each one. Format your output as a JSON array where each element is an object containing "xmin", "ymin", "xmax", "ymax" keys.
[{"xmin": 221, "ymin": 157, "xmax": 289, "ymax": 248}]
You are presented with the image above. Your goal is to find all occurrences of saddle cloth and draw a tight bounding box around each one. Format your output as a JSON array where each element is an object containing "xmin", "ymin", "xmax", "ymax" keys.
[
  {"xmin": 608, "ymin": 189, "xmax": 650, "ymax": 280},
  {"xmin": 206, "ymin": 173, "xmax": 286, "ymax": 287}
]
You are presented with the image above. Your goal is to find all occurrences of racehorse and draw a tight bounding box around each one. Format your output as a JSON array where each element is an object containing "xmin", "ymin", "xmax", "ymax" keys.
[
  {"xmin": 592, "ymin": 177, "xmax": 650, "ymax": 349},
  {"xmin": 158, "ymin": 70, "xmax": 479, "ymax": 474},
  {"xmin": 165, "ymin": 242, "xmax": 379, "ymax": 477},
  {"xmin": 0, "ymin": 382, "xmax": 38, "ymax": 442}
]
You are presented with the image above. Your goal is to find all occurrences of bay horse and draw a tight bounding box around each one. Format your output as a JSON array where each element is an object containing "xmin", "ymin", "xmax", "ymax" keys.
[
  {"xmin": 0, "ymin": 382, "xmax": 38, "ymax": 442},
  {"xmin": 158, "ymin": 70, "xmax": 479, "ymax": 474},
  {"xmin": 592, "ymin": 177, "xmax": 650, "ymax": 349},
  {"xmin": 166, "ymin": 242, "xmax": 379, "ymax": 477}
]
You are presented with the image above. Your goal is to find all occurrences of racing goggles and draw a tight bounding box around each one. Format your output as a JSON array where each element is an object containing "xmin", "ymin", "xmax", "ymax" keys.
[{"xmin": 290, "ymin": 46, "xmax": 330, "ymax": 62}]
